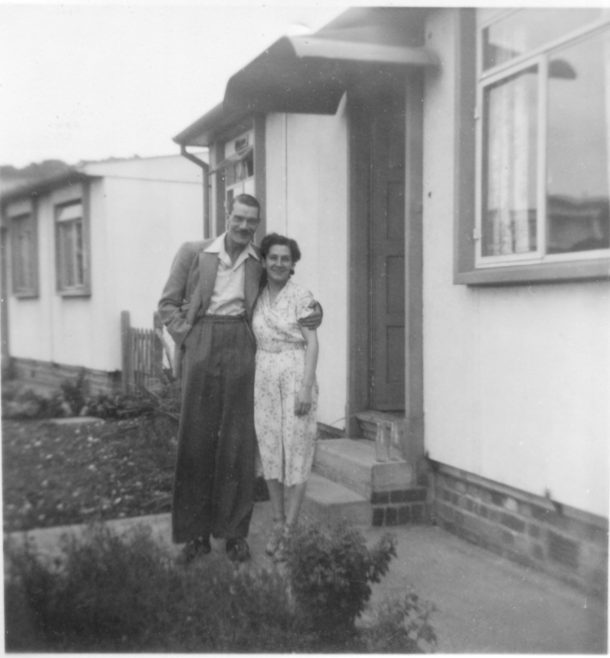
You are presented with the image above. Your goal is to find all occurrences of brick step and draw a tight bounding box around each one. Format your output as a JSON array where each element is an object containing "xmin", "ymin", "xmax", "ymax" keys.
[
  {"xmin": 314, "ymin": 438, "xmax": 414, "ymax": 499},
  {"xmin": 301, "ymin": 472, "xmax": 372, "ymax": 526}
]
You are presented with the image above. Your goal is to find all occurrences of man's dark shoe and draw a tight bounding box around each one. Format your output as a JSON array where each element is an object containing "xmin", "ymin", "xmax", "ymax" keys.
[
  {"xmin": 180, "ymin": 536, "xmax": 211, "ymax": 564},
  {"xmin": 226, "ymin": 538, "xmax": 250, "ymax": 563}
]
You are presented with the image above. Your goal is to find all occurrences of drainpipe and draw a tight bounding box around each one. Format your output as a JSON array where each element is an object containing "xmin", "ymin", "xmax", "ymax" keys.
[{"xmin": 179, "ymin": 145, "xmax": 209, "ymax": 238}]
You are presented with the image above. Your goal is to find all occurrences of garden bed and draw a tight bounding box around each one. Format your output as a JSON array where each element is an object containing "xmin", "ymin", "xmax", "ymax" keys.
[{"xmin": 3, "ymin": 415, "xmax": 176, "ymax": 533}]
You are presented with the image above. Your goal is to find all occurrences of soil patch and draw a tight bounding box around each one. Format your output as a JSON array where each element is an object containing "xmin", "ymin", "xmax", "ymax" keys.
[{"xmin": 3, "ymin": 415, "xmax": 176, "ymax": 532}]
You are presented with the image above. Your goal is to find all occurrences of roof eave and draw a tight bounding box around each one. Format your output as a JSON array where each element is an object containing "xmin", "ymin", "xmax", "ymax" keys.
[
  {"xmin": 1, "ymin": 170, "xmax": 95, "ymax": 208},
  {"xmin": 173, "ymin": 102, "xmax": 253, "ymax": 148},
  {"xmin": 173, "ymin": 6, "xmax": 438, "ymax": 145}
]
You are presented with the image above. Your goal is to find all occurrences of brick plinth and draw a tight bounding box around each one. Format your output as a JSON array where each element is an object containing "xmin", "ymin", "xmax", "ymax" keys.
[
  {"xmin": 431, "ymin": 462, "xmax": 608, "ymax": 597},
  {"xmin": 10, "ymin": 357, "xmax": 122, "ymax": 395},
  {"xmin": 371, "ymin": 486, "xmax": 430, "ymax": 527}
]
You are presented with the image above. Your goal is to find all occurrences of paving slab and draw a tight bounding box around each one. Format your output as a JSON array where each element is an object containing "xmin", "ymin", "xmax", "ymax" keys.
[
  {"xmin": 45, "ymin": 416, "xmax": 105, "ymax": 427},
  {"xmin": 5, "ymin": 501, "xmax": 607, "ymax": 654}
]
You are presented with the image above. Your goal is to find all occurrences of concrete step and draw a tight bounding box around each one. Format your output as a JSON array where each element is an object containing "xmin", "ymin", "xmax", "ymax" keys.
[
  {"xmin": 301, "ymin": 472, "xmax": 372, "ymax": 526},
  {"xmin": 314, "ymin": 438, "xmax": 414, "ymax": 499}
]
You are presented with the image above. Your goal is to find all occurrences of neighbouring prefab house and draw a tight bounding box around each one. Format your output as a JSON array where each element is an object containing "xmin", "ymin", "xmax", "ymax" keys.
[
  {"xmin": 173, "ymin": 7, "xmax": 609, "ymax": 594},
  {"xmin": 1, "ymin": 154, "xmax": 207, "ymax": 391}
]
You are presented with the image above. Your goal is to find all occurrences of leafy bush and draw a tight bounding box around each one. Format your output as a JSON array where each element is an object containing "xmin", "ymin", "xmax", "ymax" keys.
[
  {"xmin": 59, "ymin": 369, "xmax": 89, "ymax": 416},
  {"xmin": 1, "ymin": 375, "xmax": 164, "ymax": 420},
  {"xmin": 5, "ymin": 522, "xmax": 437, "ymax": 653},
  {"xmin": 283, "ymin": 520, "xmax": 397, "ymax": 641},
  {"xmin": 2, "ymin": 384, "xmax": 63, "ymax": 419},
  {"xmin": 359, "ymin": 591, "xmax": 438, "ymax": 652},
  {"xmin": 5, "ymin": 524, "xmax": 306, "ymax": 652}
]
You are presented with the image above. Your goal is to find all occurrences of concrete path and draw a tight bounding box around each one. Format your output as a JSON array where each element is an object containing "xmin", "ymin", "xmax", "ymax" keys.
[{"xmin": 5, "ymin": 501, "xmax": 607, "ymax": 654}]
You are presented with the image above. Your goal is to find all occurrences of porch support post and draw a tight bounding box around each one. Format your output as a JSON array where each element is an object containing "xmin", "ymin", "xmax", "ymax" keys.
[
  {"xmin": 403, "ymin": 71, "xmax": 425, "ymax": 471},
  {"xmin": 346, "ymin": 93, "xmax": 371, "ymax": 437}
]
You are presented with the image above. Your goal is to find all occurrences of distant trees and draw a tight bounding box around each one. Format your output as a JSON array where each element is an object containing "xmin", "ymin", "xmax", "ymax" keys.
[
  {"xmin": 0, "ymin": 159, "xmax": 72, "ymax": 194},
  {"xmin": 0, "ymin": 159, "xmax": 71, "ymax": 182}
]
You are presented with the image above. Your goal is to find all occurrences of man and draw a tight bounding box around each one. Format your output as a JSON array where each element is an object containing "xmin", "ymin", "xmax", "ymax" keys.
[{"xmin": 158, "ymin": 193, "xmax": 320, "ymax": 563}]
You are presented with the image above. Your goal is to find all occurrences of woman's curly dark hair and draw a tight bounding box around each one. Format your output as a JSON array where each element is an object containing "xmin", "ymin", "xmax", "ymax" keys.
[{"xmin": 259, "ymin": 232, "xmax": 301, "ymax": 263}]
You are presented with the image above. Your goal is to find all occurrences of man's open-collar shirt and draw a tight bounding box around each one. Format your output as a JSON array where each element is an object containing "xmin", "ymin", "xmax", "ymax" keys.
[{"xmin": 205, "ymin": 232, "xmax": 259, "ymax": 316}]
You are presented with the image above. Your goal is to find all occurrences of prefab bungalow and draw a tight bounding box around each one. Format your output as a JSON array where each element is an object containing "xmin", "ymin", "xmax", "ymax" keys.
[
  {"xmin": 1, "ymin": 154, "xmax": 206, "ymax": 391},
  {"xmin": 173, "ymin": 7, "xmax": 609, "ymax": 594}
]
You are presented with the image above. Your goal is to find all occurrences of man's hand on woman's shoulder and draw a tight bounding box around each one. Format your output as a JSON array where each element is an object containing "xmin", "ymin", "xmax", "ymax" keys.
[{"xmin": 298, "ymin": 301, "xmax": 323, "ymax": 330}]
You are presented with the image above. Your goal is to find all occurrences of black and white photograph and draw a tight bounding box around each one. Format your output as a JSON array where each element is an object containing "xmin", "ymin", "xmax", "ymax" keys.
[{"xmin": 1, "ymin": 1, "xmax": 608, "ymax": 653}]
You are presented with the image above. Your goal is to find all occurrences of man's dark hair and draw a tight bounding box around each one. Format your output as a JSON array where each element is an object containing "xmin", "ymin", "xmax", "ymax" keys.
[
  {"xmin": 229, "ymin": 193, "xmax": 260, "ymax": 215},
  {"xmin": 260, "ymin": 232, "xmax": 301, "ymax": 264}
]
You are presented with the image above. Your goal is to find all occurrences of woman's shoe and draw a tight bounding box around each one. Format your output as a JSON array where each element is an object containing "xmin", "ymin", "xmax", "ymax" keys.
[
  {"xmin": 226, "ymin": 538, "xmax": 250, "ymax": 563},
  {"xmin": 265, "ymin": 518, "xmax": 285, "ymax": 556},
  {"xmin": 272, "ymin": 524, "xmax": 293, "ymax": 563}
]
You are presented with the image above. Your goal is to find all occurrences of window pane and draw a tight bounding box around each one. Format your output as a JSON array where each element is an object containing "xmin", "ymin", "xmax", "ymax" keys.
[
  {"xmin": 482, "ymin": 67, "xmax": 538, "ymax": 256},
  {"xmin": 57, "ymin": 215, "xmax": 85, "ymax": 289},
  {"xmin": 59, "ymin": 224, "xmax": 70, "ymax": 286},
  {"xmin": 75, "ymin": 220, "xmax": 84, "ymax": 284},
  {"xmin": 20, "ymin": 226, "xmax": 32, "ymax": 288},
  {"xmin": 547, "ymin": 31, "xmax": 610, "ymax": 254},
  {"xmin": 12, "ymin": 215, "xmax": 33, "ymax": 291},
  {"xmin": 483, "ymin": 9, "xmax": 602, "ymax": 70}
]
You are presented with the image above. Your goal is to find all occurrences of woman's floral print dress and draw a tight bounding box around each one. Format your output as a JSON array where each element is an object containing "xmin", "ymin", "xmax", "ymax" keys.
[{"xmin": 253, "ymin": 279, "xmax": 318, "ymax": 486}]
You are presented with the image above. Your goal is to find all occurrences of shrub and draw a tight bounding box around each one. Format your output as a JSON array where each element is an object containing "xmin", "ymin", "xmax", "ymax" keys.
[
  {"xmin": 59, "ymin": 369, "xmax": 89, "ymax": 416},
  {"xmin": 359, "ymin": 590, "xmax": 438, "ymax": 653},
  {"xmin": 4, "ymin": 524, "xmax": 309, "ymax": 652},
  {"xmin": 1, "ymin": 385, "xmax": 64, "ymax": 419},
  {"xmin": 283, "ymin": 520, "xmax": 397, "ymax": 642},
  {"xmin": 5, "ymin": 521, "xmax": 436, "ymax": 652},
  {"xmin": 1, "ymin": 375, "xmax": 163, "ymax": 420}
]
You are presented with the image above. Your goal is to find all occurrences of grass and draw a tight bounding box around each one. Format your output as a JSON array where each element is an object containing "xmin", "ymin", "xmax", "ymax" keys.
[{"xmin": 2, "ymin": 414, "xmax": 177, "ymax": 533}]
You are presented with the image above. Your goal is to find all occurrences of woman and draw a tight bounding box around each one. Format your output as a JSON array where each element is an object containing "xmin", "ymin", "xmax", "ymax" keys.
[{"xmin": 253, "ymin": 233, "xmax": 319, "ymax": 560}]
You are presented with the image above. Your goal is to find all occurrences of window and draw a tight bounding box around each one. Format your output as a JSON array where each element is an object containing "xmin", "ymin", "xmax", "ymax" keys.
[
  {"xmin": 10, "ymin": 211, "xmax": 38, "ymax": 297},
  {"xmin": 55, "ymin": 200, "xmax": 89, "ymax": 295},
  {"xmin": 457, "ymin": 8, "xmax": 610, "ymax": 284},
  {"xmin": 208, "ymin": 115, "xmax": 265, "ymax": 239},
  {"xmin": 210, "ymin": 128, "xmax": 256, "ymax": 237},
  {"xmin": 221, "ymin": 130, "xmax": 255, "ymax": 215}
]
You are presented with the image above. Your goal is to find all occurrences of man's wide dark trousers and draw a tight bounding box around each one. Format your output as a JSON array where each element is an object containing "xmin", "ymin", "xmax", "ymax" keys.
[{"xmin": 172, "ymin": 315, "xmax": 256, "ymax": 543}]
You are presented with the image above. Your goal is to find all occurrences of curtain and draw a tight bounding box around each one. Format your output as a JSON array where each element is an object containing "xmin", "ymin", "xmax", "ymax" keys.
[{"xmin": 484, "ymin": 69, "xmax": 536, "ymax": 256}]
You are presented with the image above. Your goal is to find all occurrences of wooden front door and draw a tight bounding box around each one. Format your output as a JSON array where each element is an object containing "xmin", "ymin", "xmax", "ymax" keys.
[
  {"xmin": 347, "ymin": 70, "xmax": 423, "ymax": 439},
  {"xmin": 369, "ymin": 89, "xmax": 406, "ymax": 410}
]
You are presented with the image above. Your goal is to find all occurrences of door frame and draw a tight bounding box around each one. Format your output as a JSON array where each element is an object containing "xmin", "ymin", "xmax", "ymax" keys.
[
  {"xmin": 0, "ymin": 226, "xmax": 8, "ymax": 373},
  {"xmin": 346, "ymin": 71, "xmax": 424, "ymax": 463}
]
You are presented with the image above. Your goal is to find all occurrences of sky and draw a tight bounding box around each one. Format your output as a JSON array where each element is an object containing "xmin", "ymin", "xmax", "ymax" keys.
[
  {"xmin": 0, "ymin": 2, "xmax": 350, "ymax": 168},
  {"xmin": 0, "ymin": 0, "xmax": 596, "ymax": 169}
]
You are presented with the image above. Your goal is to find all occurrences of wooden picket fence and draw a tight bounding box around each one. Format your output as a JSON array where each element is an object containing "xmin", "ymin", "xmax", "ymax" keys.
[{"xmin": 120, "ymin": 310, "xmax": 174, "ymax": 393}]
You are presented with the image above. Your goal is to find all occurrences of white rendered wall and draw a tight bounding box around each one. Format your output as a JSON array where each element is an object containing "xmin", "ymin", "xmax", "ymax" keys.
[
  {"xmin": 265, "ymin": 101, "xmax": 349, "ymax": 430},
  {"xmin": 96, "ymin": 171, "xmax": 204, "ymax": 369},
  {"xmin": 6, "ymin": 157, "xmax": 203, "ymax": 372},
  {"xmin": 422, "ymin": 9, "xmax": 610, "ymax": 517}
]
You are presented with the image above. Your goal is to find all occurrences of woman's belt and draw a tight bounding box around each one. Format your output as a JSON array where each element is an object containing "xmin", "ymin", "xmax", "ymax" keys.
[
  {"xmin": 258, "ymin": 342, "xmax": 305, "ymax": 353},
  {"xmin": 201, "ymin": 313, "xmax": 247, "ymax": 324}
]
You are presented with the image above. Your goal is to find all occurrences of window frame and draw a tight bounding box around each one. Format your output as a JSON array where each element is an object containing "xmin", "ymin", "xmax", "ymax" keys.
[
  {"xmin": 455, "ymin": 8, "xmax": 610, "ymax": 285},
  {"xmin": 10, "ymin": 203, "xmax": 39, "ymax": 299},
  {"xmin": 54, "ymin": 190, "xmax": 91, "ymax": 297}
]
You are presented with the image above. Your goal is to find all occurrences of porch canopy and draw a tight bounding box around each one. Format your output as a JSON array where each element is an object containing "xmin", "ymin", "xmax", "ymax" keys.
[{"xmin": 174, "ymin": 7, "xmax": 438, "ymax": 147}]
